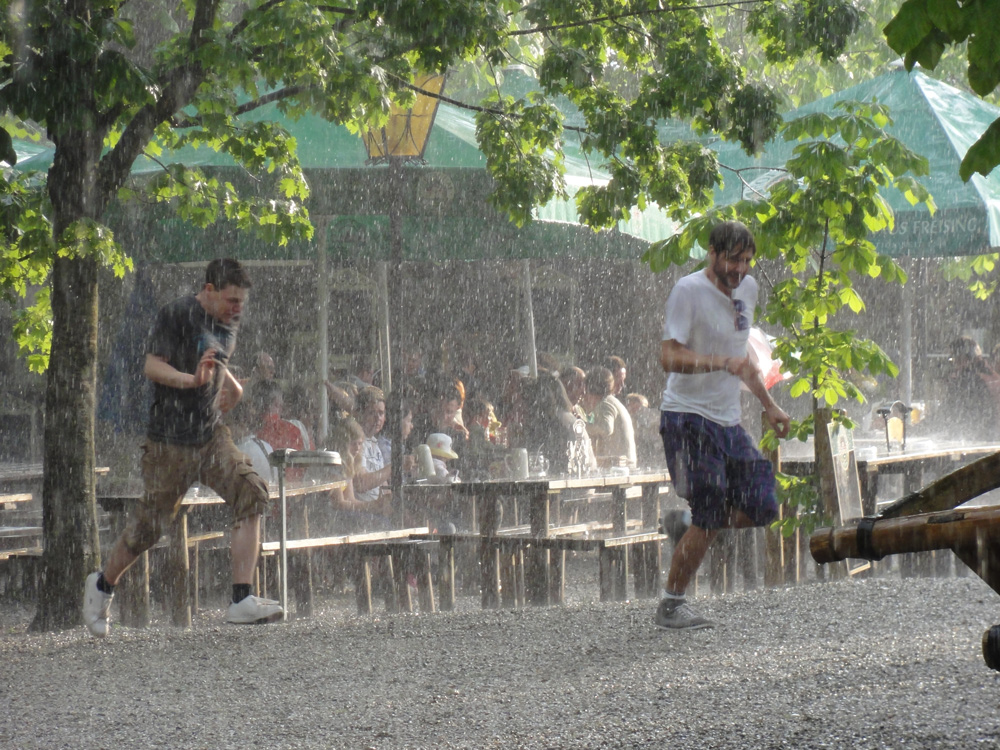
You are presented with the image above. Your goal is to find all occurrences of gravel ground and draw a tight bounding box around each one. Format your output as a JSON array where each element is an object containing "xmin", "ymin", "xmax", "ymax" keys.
[{"xmin": 2, "ymin": 561, "xmax": 1000, "ymax": 750}]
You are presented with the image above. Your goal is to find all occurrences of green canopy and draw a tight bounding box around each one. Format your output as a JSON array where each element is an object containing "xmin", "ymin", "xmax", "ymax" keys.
[
  {"xmin": 15, "ymin": 78, "xmax": 677, "ymax": 259},
  {"xmin": 714, "ymin": 67, "xmax": 1000, "ymax": 258}
]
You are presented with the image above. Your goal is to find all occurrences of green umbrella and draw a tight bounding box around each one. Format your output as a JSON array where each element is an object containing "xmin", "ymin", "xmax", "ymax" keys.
[{"xmin": 714, "ymin": 66, "xmax": 1000, "ymax": 258}]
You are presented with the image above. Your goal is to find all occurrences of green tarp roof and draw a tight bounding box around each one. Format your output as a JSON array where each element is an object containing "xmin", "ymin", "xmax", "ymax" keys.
[
  {"xmin": 714, "ymin": 67, "xmax": 1000, "ymax": 258},
  {"xmin": 15, "ymin": 77, "xmax": 678, "ymax": 258}
]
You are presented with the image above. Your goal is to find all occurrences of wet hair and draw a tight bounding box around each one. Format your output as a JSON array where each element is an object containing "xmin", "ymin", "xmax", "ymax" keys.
[
  {"xmin": 604, "ymin": 355, "xmax": 626, "ymax": 374},
  {"xmin": 354, "ymin": 385, "xmax": 386, "ymax": 416},
  {"xmin": 464, "ymin": 396, "xmax": 493, "ymax": 425},
  {"xmin": 327, "ymin": 415, "xmax": 366, "ymax": 477},
  {"xmin": 951, "ymin": 335, "xmax": 983, "ymax": 361},
  {"xmin": 249, "ymin": 379, "xmax": 282, "ymax": 419},
  {"xmin": 585, "ymin": 367, "xmax": 614, "ymax": 399},
  {"xmin": 709, "ymin": 221, "xmax": 756, "ymax": 259},
  {"xmin": 205, "ymin": 258, "xmax": 252, "ymax": 290},
  {"xmin": 626, "ymin": 392, "xmax": 649, "ymax": 409}
]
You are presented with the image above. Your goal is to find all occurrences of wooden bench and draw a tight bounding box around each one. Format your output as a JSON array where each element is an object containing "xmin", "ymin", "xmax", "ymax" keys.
[
  {"xmin": 414, "ymin": 529, "xmax": 667, "ymax": 609},
  {"xmin": 0, "ymin": 546, "xmax": 42, "ymax": 599},
  {"xmin": 0, "ymin": 493, "xmax": 33, "ymax": 510},
  {"xmin": 259, "ymin": 527, "xmax": 431, "ymax": 616}
]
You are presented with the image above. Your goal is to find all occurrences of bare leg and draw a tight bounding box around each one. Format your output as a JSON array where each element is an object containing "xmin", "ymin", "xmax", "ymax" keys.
[
  {"xmin": 103, "ymin": 537, "xmax": 141, "ymax": 586},
  {"xmin": 230, "ymin": 514, "xmax": 261, "ymax": 586},
  {"xmin": 665, "ymin": 525, "xmax": 718, "ymax": 594}
]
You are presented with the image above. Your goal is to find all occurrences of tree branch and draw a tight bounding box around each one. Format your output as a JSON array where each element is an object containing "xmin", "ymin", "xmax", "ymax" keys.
[{"xmin": 510, "ymin": 0, "xmax": 770, "ymax": 36}]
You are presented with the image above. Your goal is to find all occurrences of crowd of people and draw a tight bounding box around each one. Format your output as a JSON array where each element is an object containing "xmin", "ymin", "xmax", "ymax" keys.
[
  {"xmin": 226, "ymin": 346, "xmax": 667, "ymax": 532},
  {"xmin": 81, "ymin": 222, "xmax": 787, "ymax": 637}
]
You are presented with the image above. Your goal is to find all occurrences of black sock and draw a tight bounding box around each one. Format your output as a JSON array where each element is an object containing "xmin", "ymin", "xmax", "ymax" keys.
[
  {"xmin": 232, "ymin": 583, "xmax": 252, "ymax": 603},
  {"xmin": 96, "ymin": 572, "xmax": 115, "ymax": 595}
]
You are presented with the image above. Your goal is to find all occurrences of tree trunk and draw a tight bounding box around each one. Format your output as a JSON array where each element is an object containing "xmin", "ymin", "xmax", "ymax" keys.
[
  {"xmin": 30, "ymin": 256, "xmax": 102, "ymax": 631},
  {"xmin": 30, "ymin": 114, "xmax": 105, "ymax": 631},
  {"xmin": 29, "ymin": 255, "xmax": 102, "ymax": 631}
]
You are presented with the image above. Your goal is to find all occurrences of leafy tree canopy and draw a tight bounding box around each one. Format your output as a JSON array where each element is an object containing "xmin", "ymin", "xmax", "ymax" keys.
[
  {"xmin": 0, "ymin": 0, "xmax": 865, "ymax": 363},
  {"xmin": 884, "ymin": 0, "xmax": 1000, "ymax": 179}
]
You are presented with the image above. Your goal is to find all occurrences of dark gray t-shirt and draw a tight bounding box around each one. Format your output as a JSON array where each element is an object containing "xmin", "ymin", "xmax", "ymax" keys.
[{"xmin": 145, "ymin": 294, "xmax": 236, "ymax": 445}]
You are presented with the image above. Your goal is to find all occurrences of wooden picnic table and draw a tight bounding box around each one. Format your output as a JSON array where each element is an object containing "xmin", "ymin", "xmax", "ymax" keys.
[
  {"xmin": 97, "ymin": 479, "xmax": 347, "ymax": 628},
  {"xmin": 781, "ymin": 441, "xmax": 1000, "ymax": 515},
  {"xmin": 0, "ymin": 462, "xmax": 109, "ymax": 495},
  {"xmin": 407, "ymin": 471, "xmax": 671, "ymax": 608},
  {"xmin": 780, "ymin": 440, "xmax": 1000, "ymax": 579}
]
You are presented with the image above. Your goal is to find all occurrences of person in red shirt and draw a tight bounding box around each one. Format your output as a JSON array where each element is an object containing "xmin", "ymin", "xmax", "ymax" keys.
[{"xmin": 253, "ymin": 379, "xmax": 305, "ymax": 452}]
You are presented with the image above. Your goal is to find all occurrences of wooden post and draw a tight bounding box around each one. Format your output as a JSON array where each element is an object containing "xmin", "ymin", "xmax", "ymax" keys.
[
  {"xmin": 814, "ymin": 407, "xmax": 847, "ymax": 581},
  {"xmin": 526, "ymin": 485, "xmax": 550, "ymax": 605},
  {"xmin": 478, "ymin": 489, "xmax": 502, "ymax": 609},
  {"xmin": 165, "ymin": 512, "xmax": 191, "ymax": 627},
  {"xmin": 762, "ymin": 416, "xmax": 790, "ymax": 587}
]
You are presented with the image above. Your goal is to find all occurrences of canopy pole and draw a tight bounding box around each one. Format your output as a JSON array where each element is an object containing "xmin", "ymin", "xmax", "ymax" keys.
[
  {"xmin": 377, "ymin": 262, "xmax": 391, "ymax": 394},
  {"xmin": 901, "ymin": 258, "xmax": 913, "ymax": 405},
  {"xmin": 388, "ymin": 157, "xmax": 406, "ymax": 528},
  {"xmin": 316, "ymin": 217, "xmax": 330, "ymax": 442},
  {"xmin": 522, "ymin": 259, "xmax": 538, "ymax": 377}
]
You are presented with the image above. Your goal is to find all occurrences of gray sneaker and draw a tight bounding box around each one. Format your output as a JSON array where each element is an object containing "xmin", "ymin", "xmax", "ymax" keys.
[
  {"xmin": 83, "ymin": 571, "xmax": 114, "ymax": 638},
  {"xmin": 654, "ymin": 600, "xmax": 715, "ymax": 630},
  {"xmin": 226, "ymin": 594, "xmax": 283, "ymax": 625}
]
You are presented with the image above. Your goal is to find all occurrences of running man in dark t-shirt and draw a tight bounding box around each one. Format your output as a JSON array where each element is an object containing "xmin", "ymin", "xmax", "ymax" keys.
[{"xmin": 83, "ymin": 258, "xmax": 281, "ymax": 637}]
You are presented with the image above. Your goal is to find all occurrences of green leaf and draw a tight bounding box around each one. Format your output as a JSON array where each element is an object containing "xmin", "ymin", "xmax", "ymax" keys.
[
  {"xmin": 884, "ymin": 0, "xmax": 934, "ymax": 57},
  {"xmin": 959, "ymin": 119, "xmax": 1000, "ymax": 180},
  {"xmin": 0, "ymin": 128, "xmax": 16, "ymax": 166}
]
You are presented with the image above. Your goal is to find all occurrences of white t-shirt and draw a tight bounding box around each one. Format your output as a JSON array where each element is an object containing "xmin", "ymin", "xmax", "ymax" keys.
[
  {"xmin": 357, "ymin": 435, "xmax": 385, "ymax": 503},
  {"xmin": 660, "ymin": 269, "xmax": 757, "ymax": 426}
]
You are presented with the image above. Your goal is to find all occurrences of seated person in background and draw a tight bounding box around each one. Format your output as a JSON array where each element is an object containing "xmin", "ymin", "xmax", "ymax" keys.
[
  {"xmin": 351, "ymin": 386, "xmax": 414, "ymax": 524},
  {"xmin": 583, "ymin": 366, "xmax": 637, "ymax": 468},
  {"xmin": 426, "ymin": 432, "xmax": 460, "ymax": 482},
  {"xmin": 604, "ymin": 355, "xmax": 627, "ymax": 396},
  {"xmin": 940, "ymin": 336, "xmax": 1000, "ymax": 443},
  {"xmin": 325, "ymin": 379, "xmax": 357, "ymax": 423},
  {"xmin": 521, "ymin": 371, "xmax": 584, "ymax": 475},
  {"xmin": 251, "ymin": 379, "xmax": 305, "ymax": 453},
  {"xmin": 347, "ymin": 353, "xmax": 377, "ymax": 390},
  {"xmin": 380, "ymin": 399, "xmax": 414, "ymax": 469},
  {"xmin": 461, "ymin": 396, "xmax": 503, "ymax": 478},
  {"xmin": 560, "ymin": 366, "xmax": 588, "ymax": 421},
  {"xmin": 283, "ymin": 380, "xmax": 317, "ymax": 451},
  {"xmin": 228, "ymin": 398, "xmax": 276, "ymax": 484},
  {"xmin": 414, "ymin": 373, "xmax": 469, "ymax": 447},
  {"xmin": 626, "ymin": 392, "xmax": 664, "ymax": 468},
  {"xmin": 325, "ymin": 415, "xmax": 385, "ymax": 527}
]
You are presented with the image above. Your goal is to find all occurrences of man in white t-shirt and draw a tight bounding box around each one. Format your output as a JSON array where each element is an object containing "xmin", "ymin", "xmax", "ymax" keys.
[{"xmin": 655, "ymin": 221, "xmax": 790, "ymax": 631}]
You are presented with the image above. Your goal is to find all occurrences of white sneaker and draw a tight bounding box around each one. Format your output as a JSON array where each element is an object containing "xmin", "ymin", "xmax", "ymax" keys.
[
  {"xmin": 83, "ymin": 572, "xmax": 114, "ymax": 638},
  {"xmin": 226, "ymin": 594, "xmax": 283, "ymax": 624}
]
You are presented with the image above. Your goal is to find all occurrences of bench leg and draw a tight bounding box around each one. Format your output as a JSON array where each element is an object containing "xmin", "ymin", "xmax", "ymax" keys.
[
  {"xmin": 480, "ymin": 537, "xmax": 501, "ymax": 609},
  {"xmin": 499, "ymin": 547, "xmax": 518, "ymax": 608},
  {"xmin": 290, "ymin": 550, "xmax": 314, "ymax": 618},
  {"xmin": 412, "ymin": 548, "xmax": 436, "ymax": 614},
  {"xmin": 115, "ymin": 550, "xmax": 150, "ymax": 628},
  {"xmin": 354, "ymin": 554, "xmax": 374, "ymax": 615},
  {"xmin": 549, "ymin": 549, "xmax": 565, "ymax": 605},
  {"xmin": 390, "ymin": 552, "xmax": 411, "ymax": 613},
  {"xmin": 192, "ymin": 541, "xmax": 201, "ymax": 615},
  {"xmin": 599, "ymin": 548, "xmax": 613, "ymax": 601},
  {"xmin": 437, "ymin": 539, "xmax": 455, "ymax": 611},
  {"xmin": 165, "ymin": 513, "xmax": 192, "ymax": 628},
  {"xmin": 524, "ymin": 543, "xmax": 549, "ymax": 606}
]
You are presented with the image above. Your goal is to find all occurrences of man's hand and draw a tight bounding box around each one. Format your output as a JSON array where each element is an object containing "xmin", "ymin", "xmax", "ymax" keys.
[
  {"xmin": 193, "ymin": 349, "xmax": 218, "ymax": 388},
  {"xmin": 402, "ymin": 454, "xmax": 417, "ymax": 474},
  {"xmin": 724, "ymin": 356, "xmax": 752, "ymax": 378},
  {"xmin": 764, "ymin": 403, "xmax": 791, "ymax": 439}
]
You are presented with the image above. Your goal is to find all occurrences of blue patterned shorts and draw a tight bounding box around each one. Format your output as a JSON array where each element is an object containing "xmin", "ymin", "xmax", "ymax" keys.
[{"xmin": 659, "ymin": 411, "xmax": 778, "ymax": 530}]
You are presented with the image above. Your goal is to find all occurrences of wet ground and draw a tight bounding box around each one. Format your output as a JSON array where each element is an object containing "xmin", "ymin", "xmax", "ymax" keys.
[{"xmin": 1, "ymin": 559, "xmax": 999, "ymax": 749}]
